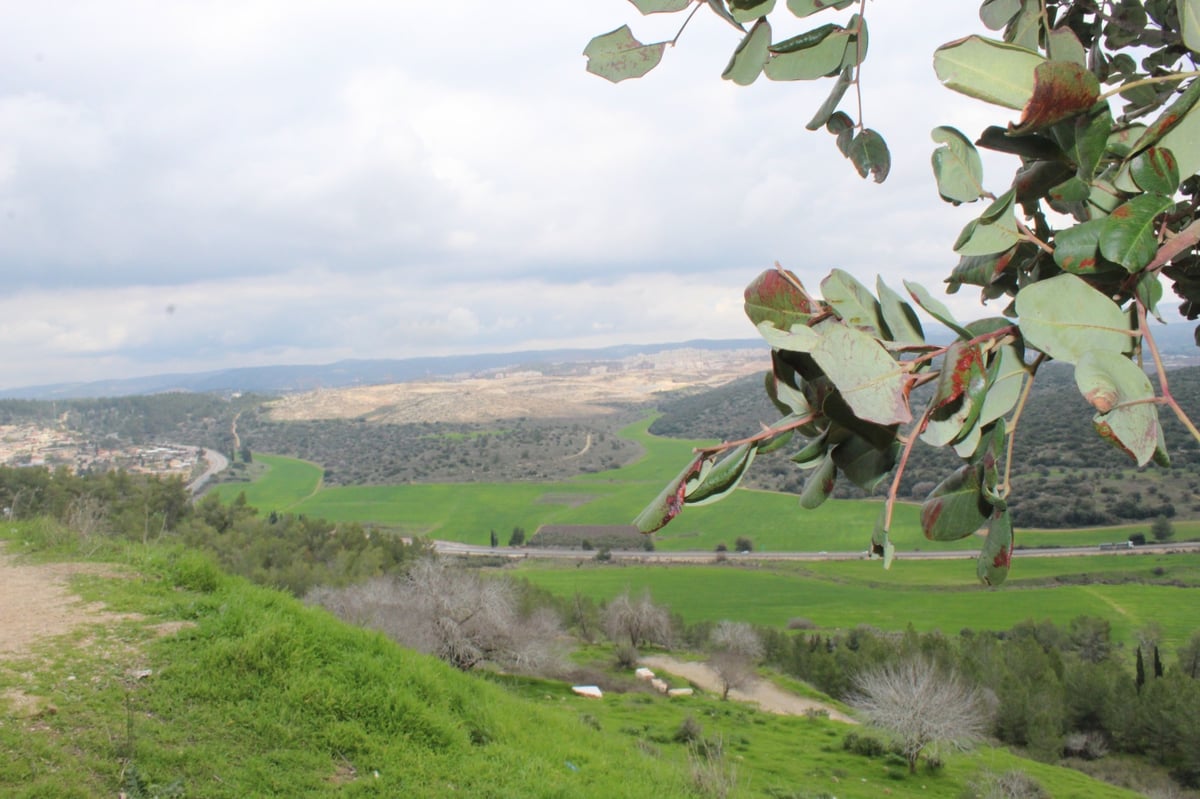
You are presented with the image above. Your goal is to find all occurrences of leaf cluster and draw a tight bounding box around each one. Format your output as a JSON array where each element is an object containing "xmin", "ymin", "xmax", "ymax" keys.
[{"xmin": 594, "ymin": 0, "xmax": 1200, "ymax": 584}]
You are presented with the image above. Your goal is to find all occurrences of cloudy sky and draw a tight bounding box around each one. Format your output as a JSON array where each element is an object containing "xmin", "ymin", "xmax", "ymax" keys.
[{"xmin": 0, "ymin": 1, "xmax": 1018, "ymax": 389}]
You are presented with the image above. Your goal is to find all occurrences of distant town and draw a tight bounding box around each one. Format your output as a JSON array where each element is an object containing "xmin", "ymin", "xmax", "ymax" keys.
[{"xmin": 0, "ymin": 423, "xmax": 205, "ymax": 482}]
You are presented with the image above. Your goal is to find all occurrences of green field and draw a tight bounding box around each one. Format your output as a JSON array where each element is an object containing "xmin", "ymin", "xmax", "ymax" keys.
[
  {"xmin": 214, "ymin": 416, "xmax": 1188, "ymax": 553},
  {"xmin": 513, "ymin": 554, "xmax": 1200, "ymax": 655}
]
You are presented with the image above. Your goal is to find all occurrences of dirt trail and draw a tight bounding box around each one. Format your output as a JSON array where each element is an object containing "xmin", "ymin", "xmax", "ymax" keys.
[
  {"xmin": 0, "ymin": 547, "xmax": 128, "ymax": 659},
  {"xmin": 640, "ymin": 654, "xmax": 856, "ymax": 724}
]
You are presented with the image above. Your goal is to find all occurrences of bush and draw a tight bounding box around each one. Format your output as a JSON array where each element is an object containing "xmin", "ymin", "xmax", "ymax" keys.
[
  {"xmin": 787, "ymin": 617, "xmax": 817, "ymax": 630},
  {"xmin": 594, "ymin": 547, "xmax": 612, "ymax": 562},
  {"xmin": 842, "ymin": 731, "xmax": 888, "ymax": 758},
  {"xmin": 734, "ymin": 536, "xmax": 753, "ymax": 553},
  {"xmin": 614, "ymin": 644, "xmax": 640, "ymax": 670},
  {"xmin": 961, "ymin": 769, "xmax": 1049, "ymax": 799},
  {"xmin": 714, "ymin": 542, "xmax": 728, "ymax": 552},
  {"xmin": 675, "ymin": 715, "xmax": 704, "ymax": 744}
]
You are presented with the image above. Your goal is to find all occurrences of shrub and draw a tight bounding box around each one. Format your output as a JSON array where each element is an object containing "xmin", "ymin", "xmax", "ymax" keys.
[
  {"xmin": 842, "ymin": 731, "xmax": 887, "ymax": 758},
  {"xmin": 734, "ymin": 536, "xmax": 753, "ymax": 553},
  {"xmin": 787, "ymin": 617, "xmax": 817, "ymax": 630},
  {"xmin": 675, "ymin": 715, "xmax": 704, "ymax": 744},
  {"xmin": 614, "ymin": 644, "xmax": 640, "ymax": 670},
  {"xmin": 961, "ymin": 769, "xmax": 1049, "ymax": 799}
]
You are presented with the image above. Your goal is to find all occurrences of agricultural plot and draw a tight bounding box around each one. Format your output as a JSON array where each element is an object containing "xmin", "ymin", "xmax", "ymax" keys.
[
  {"xmin": 214, "ymin": 416, "xmax": 1192, "ymax": 553},
  {"xmin": 514, "ymin": 554, "xmax": 1200, "ymax": 655}
]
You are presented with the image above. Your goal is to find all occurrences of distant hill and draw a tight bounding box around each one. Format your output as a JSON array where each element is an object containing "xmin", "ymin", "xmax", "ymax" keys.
[{"xmin": 0, "ymin": 339, "xmax": 765, "ymax": 400}]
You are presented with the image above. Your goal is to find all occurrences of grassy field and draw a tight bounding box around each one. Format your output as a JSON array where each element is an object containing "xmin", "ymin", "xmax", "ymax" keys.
[
  {"xmin": 213, "ymin": 416, "xmax": 1188, "ymax": 553},
  {"xmin": 512, "ymin": 553, "xmax": 1200, "ymax": 655},
  {"xmin": 0, "ymin": 524, "xmax": 1145, "ymax": 799}
]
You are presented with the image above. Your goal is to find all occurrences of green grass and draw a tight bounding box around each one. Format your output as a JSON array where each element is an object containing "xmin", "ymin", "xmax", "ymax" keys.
[
  {"xmin": 216, "ymin": 416, "xmax": 1170, "ymax": 553},
  {"xmin": 514, "ymin": 554, "xmax": 1200, "ymax": 654}
]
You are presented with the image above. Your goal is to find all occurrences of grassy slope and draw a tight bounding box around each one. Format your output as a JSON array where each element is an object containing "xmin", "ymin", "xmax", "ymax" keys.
[
  {"xmin": 0, "ymin": 528, "xmax": 1142, "ymax": 799},
  {"xmin": 514, "ymin": 554, "xmax": 1200, "ymax": 654}
]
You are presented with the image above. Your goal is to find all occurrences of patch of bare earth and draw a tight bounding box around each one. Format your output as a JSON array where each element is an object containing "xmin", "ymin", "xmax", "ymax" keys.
[
  {"xmin": 265, "ymin": 350, "xmax": 766, "ymax": 424},
  {"xmin": 640, "ymin": 654, "xmax": 856, "ymax": 724},
  {"xmin": 0, "ymin": 549, "xmax": 134, "ymax": 660}
]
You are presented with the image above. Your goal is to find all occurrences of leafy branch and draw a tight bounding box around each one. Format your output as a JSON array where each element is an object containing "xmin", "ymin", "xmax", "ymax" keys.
[{"xmin": 590, "ymin": 0, "xmax": 1200, "ymax": 585}]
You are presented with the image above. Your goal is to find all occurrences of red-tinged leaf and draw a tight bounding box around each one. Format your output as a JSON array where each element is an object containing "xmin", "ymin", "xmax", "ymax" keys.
[
  {"xmin": 633, "ymin": 454, "xmax": 704, "ymax": 533},
  {"xmin": 922, "ymin": 341, "xmax": 988, "ymax": 448},
  {"xmin": 744, "ymin": 266, "xmax": 820, "ymax": 329},
  {"xmin": 977, "ymin": 508, "xmax": 1014, "ymax": 586},
  {"xmin": 1127, "ymin": 78, "xmax": 1200, "ymax": 157},
  {"xmin": 920, "ymin": 463, "xmax": 993, "ymax": 541},
  {"xmin": 1076, "ymin": 350, "xmax": 1161, "ymax": 466},
  {"xmin": 1009, "ymin": 60, "xmax": 1099, "ymax": 134},
  {"xmin": 1130, "ymin": 146, "xmax": 1180, "ymax": 195}
]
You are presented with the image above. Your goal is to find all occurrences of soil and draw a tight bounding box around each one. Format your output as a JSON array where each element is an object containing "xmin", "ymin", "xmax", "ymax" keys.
[
  {"xmin": 640, "ymin": 654, "xmax": 856, "ymax": 723},
  {"xmin": 0, "ymin": 547, "xmax": 130, "ymax": 660}
]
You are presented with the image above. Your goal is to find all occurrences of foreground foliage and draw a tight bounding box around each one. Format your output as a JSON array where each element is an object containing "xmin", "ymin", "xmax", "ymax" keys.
[{"xmin": 596, "ymin": 1, "xmax": 1200, "ymax": 585}]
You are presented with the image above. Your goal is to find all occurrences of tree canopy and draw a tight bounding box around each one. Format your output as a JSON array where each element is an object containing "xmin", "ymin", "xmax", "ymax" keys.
[{"xmin": 588, "ymin": 0, "xmax": 1200, "ymax": 584}]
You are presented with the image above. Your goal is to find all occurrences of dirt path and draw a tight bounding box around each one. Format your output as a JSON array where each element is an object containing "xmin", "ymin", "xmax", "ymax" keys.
[
  {"xmin": 0, "ymin": 547, "xmax": 129, "ymax": 659},
  {"xmin": 640, "ymin": 655, "xmax": 856, "ymax": 724}
]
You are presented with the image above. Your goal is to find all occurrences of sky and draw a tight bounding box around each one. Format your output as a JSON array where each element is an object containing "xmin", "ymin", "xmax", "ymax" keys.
[{"xmin": 0, "ymin": 1, "xmax": 1030, "ymax": 389}]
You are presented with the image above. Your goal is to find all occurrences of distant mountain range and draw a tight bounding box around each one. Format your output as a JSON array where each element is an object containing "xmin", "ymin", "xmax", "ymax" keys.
[
  {"xmin": 0, "ymin": 339, "xmax": 767, "ymax": 400},
  {"xmin": 5, "ymin": 319, "xmax": 1197, "ymax": 401}
]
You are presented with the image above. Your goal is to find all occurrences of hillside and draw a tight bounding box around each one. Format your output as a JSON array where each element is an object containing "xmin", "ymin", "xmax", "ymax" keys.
[{"xmin": 650, "ymin": 364, "xmax": 1200, "ymax": 528}]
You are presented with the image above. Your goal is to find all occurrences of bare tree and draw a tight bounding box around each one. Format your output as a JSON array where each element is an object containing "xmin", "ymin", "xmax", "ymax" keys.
[
  {"xmin": 308, "ymin": 558, "xmax": 563, "ymax": 673},
  {"xmin": 849, "ymin": 656, "xmax": 990, "ymax": 773},
  {"xmin": 708, "ymin": 621, "xmax": 763, "ymax": 700},
  {"xmin": 601, "ymin": 589, "xmax": 672, "ymax": 649}
]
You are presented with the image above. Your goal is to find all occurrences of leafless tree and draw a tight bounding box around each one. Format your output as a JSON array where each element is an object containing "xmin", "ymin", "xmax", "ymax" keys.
[
  {"xmin": 708, "ymin": 621, "xmax": 763, "ymax": 700},
  {"xmin": 849, "ymin": 656, "xmax": 990, "ymax": 773},
  {"xmin": 601, "ymin": 589, "xmax": 672, "ymax": 649},
  {"xmin": 307, "ymin": 558, "xmax": 563, "ymax": 673}
]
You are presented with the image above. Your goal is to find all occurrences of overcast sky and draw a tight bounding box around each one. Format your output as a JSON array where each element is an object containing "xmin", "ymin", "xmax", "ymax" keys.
[{"xmin": 0, "ymin": 1, "xmax": 1033, "ymax": 389}]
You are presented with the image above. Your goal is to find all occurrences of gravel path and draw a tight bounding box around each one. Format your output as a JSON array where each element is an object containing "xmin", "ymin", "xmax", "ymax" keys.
[{"xmin": 640, "ymin": 654, "xmax": 856, "ymax": 724}]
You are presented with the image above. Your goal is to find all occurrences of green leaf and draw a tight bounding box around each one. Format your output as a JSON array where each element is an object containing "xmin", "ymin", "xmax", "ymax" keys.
[
  {"xmin": 583, "ymin": 26, "xmax": 667, "ymax": 83},
  {"xmin": 633, "ymin": 455, "xmax": 703, "ymax": 533},
  {"xmin": 810, "ymin": 324, "xmax": 912, "ymax": 425},
  {"xmin": 1009, "ymin": 60, "xmax": 1100, "ymax": 135},
  {"xmin": 903, "ymin": 280, "xmax": 974, "ymax": 339},
  {"xmin": 978, "ymin": 344, "xmax": 1027, "ymax": 426},
  {"xmin": 1137, "ymin": 273, "xmax": 1165, "ymax": 321},
  {"xmin": 848, "ymin": 128, "xmax": 890, "ymax": 182},
  {"xmin": 976, "ymin": 126, "xmax": 1065, "ymax": 160},
  {"xmin": 722, "ymin": 18, "xmax": 772, "ymax": 85},
  {"xmin": 1004, "ymin": 0, "xmax": 1040, "ymax": 50},
  {"xmin": 629, "ymin": 0, "xmax": 693, "ymax": 11},
  {"xmin": 1182, "ymin": 0, "xmax": 1200, "ymax": 52},
  {"xmin": 685, "ymin": 443, "xmax": 757, "ymax": 505},
  {"xmin": 831, "ymin": 434, "xmax": 898, "ymax": 491},
  {"xmin": 729, "ymin": 0, "xmax": 776, "ymax": 23},
  {"xmin": 1058, "ymin": 103, "xmax": 1114, "ymax": 182},
  {"xmin": 786, "ymin": 0, "xmax": 853, "ymax": 17},
  {"xmin": 954, "ymin": 190, "xmax": 1022, "ymax": 256},
  {"xmin": 977, "ymin": 509, "xmax": 1014, "ymax": 586},
  {"xmin": 838, "ymin": 14, "xmax": 868, "ymax": 70},
  {"xmin": 821, "ymin": 269, "xmax": 884, "ymax": 336},
  {"xmin": 744, "ymin": 267, "xmax": 820, "ymax": 329},
  {"xmin": 1098, "ymin": 194, "xmax": 1174, "ymax": 272},
  {"xmin": 979, "ymin": 0, "xmax": 1022, "ymax": 30},
  {"xmin": 770, "ymin": 22, "xmax": 837, "ymax": 52},
  {"xmin": 798, "ymin": 453, "xmax": 837, "ymax": 509},
  {"xmin": 755, "ymin": 320, "xmax": 821, "ymax": 352},
  {"xmin": 1046, "ymin": 25, "xmax": 1087, "ymax": 65},
  {"xmin": 1076, "ymin": 350, "xmax": 1161, "ymax": 466},
  {"xmin": 765, "ymin": 28, "xmax": 851, "ymax": 80},
  {"xmin": 875, "ymin": 278, "xmax": 925, "ymax": 346},
  {"xmin": 706, "ymin": 0, "xmax": 747, "ymax": 30},
  {"xmin": 1130, "ymin": 147, "xmax": 1181, "ymax": 195},
  {"xmin": 1126, "ymin": 78, "xmax": 1200, "ymax": 158},
  {"xmin": 933, "ymin": 35, "xmax": 1042, "ymax": 110},
  {"xmin": 1053, "ymin": 218, "xmax": 1107, "ymax": 275},
  {"xmin": 1015, "ymin": 273, "xmax": 1132, "ymax": 364},
  {"xmin": 768, "ymin": 368, "xmax": 813, "ymax": 417},
  {"xmin": 921, "ymin": 464, "xmax": 993, "ymax": 541},
  {"xmin": 791, "ymin": 430, "xmax": 829, "ymax": 468},
  {"xmin": 806, "ymin": 67, "xmax": 854, "ymax": 130},
  {"xmin": 931, "ymin": 126, "xmax": 984, "ymax": 204}
]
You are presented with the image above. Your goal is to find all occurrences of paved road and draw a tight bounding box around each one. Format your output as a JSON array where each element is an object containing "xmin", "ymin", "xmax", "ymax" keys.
[
  {"xmin": 187, "ymin": 448, "xmax": 229, "ymax": 495},
  {"xmin": 429, "ymin": 538, "xmax": 1200, "ymax": 563}
]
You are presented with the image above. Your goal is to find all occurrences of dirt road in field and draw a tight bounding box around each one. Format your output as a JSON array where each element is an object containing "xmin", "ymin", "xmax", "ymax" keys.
[{"xmin": 640, "ymin": 654, "xmax": 856, "ymax": 723}]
